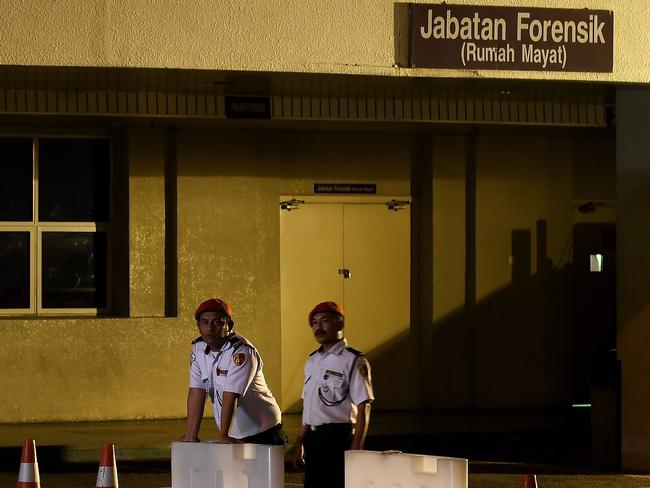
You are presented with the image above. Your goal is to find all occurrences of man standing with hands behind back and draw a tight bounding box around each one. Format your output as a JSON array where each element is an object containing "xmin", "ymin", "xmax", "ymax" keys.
[{"xmin": 292, "ymin": 301, "xmax": 374, "ymax": 488}]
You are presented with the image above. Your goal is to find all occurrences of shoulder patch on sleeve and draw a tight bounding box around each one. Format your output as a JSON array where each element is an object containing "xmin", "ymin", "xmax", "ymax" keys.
[
  {"xmin": 357, "ymin": 359, "xmax": 370, "ymax": 379},
  {"xmin": 232, "ymin": 351, "xmax": 247, "ymax": 366},
  {"xmin": 345, "ymin": 346, "xmax": 364, "ymax": 356},
  {"xmin": 191, "ymin": 336, "xmax": 204, "ymax": 344}
]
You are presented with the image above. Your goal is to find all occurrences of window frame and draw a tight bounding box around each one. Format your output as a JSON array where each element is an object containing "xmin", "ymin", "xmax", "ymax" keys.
[
  {"xmin": 0, "ymin": 134, "xmax": 112, "ymax": 316},
  {"xmin": 0, "ymin": 224, "xmax": 35, "ymax": 314}
]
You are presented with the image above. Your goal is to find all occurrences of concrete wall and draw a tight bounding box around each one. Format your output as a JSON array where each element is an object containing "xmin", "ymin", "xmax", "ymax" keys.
[
  {"xmin": 0, "ymin": 0, "xmax": 645, "ymax": 82},
  {"xmin": 0, "ymin": 129, "xmax": 185, "ymax": 422},
  {"xmin": 0, "ymin": 124, "xmax": 616, "ymax": 429},
  {"xmin": 0, "ymin": 126, "xmax": 411, "ymax": 423},
  {"xmin": 421, "ymin": 129, "xmax": 615, "ymax": 410},
  {"xmin": 427, "ymin": 134, "xmax": 468, "ymax": 408},
  {"xmin": 473, "ymin": 132, "xmax": 614, "ymax": 407}
]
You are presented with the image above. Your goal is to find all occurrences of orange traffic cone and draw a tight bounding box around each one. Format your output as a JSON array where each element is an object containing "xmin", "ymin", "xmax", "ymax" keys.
[
  {"xmin": 96, "ymin": 443, "xmax": 119, "ymax": 488},
  {"xmin": 522, "ymin": 474, "xmax": 538, "ymax": 488},
  {"xmin": 17, "ymin": 438, "xmax": 40, "ymax": 488}
]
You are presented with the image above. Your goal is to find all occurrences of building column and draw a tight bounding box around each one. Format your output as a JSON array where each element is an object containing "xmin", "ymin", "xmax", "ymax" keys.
[{"xmin": 617, "ymin": 88, "xmax": 650, "ymax": 470}]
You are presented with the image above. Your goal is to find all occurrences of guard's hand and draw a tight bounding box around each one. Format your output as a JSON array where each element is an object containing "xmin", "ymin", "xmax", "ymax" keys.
[
  {"xmin": 180, "ymin": 435, "xmax": 200, "ymax": 442},
  {"xmin": 291, "ymin": 439, "xmax": 304, "ymax": 468},
  {"xmin": 219, "ymin": 435, "xmax": 243, "ymax": 444}
]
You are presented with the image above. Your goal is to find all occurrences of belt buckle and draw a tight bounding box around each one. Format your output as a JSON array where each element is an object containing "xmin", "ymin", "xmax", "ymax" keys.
[{"xmin": 309, "ymin": 425, "xmax": 317, "ymax": 431}]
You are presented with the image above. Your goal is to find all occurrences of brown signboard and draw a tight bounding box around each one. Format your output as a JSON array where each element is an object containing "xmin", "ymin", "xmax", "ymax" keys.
[{"xmin": 408, "ymin": 4, "xmax": 613, "ymax": 72}]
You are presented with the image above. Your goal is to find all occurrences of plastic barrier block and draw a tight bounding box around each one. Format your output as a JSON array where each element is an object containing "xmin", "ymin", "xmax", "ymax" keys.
[
  {"xmin": 345, "ymin": 450, "xmax": 468, "ymax": 488},
  {"xmin": 171, "ymin": 441, "xmax": 284, "ymax": 488}
]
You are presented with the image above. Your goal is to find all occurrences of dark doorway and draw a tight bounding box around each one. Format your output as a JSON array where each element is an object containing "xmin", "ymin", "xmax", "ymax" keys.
[{"xmin": 572, "ymin": 223, "xmax": 619, "ymax": 469}]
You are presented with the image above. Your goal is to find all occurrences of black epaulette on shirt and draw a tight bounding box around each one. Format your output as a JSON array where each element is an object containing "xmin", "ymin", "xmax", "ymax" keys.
[
  {"xmin": 192, "ymin": 336, "xmax": 211, "ymax": 354},
  {"xmin": 227, "ymin": 335, "xmax": 245, "ymax": 351},
  {"xmin": 309, "ymin": 348, "xmax": 320, "ymax": 356},
  {"xmin": 345, "ymin": 346, "xmax": 364, "ymax": 356}
]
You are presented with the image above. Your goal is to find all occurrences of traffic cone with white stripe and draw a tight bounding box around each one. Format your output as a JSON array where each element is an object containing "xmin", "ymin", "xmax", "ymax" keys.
[
  {"xmin": 17, "ymin": 438, "xmax": 40, "ymax": 488},
  {"xmin": 96, "ymin": 443, "xmax": 119, "ymax": 488},
  {"xmin": 522, "ymin": 474, "xmax": 538, "ymax": 488}
]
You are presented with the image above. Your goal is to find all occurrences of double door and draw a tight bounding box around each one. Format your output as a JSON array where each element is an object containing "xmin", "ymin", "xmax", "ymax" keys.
[{"xmin": 280, "ymin": 197, "xmax": 410, "ymax": 411}]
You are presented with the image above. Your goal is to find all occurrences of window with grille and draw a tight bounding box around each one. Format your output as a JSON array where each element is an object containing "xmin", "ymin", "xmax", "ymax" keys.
[{"xmin": 0, "ymin": 136, "xmax": 111, "ymax": 314}]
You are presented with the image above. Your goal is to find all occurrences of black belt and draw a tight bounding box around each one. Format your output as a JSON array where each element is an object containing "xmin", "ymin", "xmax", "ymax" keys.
[{"xmin": 307, "ymin": 423, "xmax": 352, "ymax": 432}]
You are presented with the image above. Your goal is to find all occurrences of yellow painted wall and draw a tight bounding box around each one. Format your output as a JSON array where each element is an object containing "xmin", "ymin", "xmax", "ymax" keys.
[
  {"xmin": 0, "ymin": 126, "xmax": 410, "ymax": 423},
  {"xmin": 428, "ymin": 135, "xmax": 468, "ymax": 408},
  {"xmin": 0, "ymin": 124, "xmax": 615, "ymax": 423},
  {"xmin": 177, "ymin": 128, "xmax": 411, "ymax": 414},
  {"xmin": 412, "ymin": 130, "xmax": 615, "ymax": 411},
  {"xmin": 472, "ymin": 131, "xmax": 615, "ymax": 407},
  {"xmin": 0, "ymin": 128, "xmax": 186, "ymax": 422},
  {"xmin": 433, "ymin": 137, "xmax": 467, "ymax": 324},
  {"xmin": 129, "ymin": 128, "xmax": 166, "ymax": 318},
  {"xmin": 0, "ymin": 316, "xmax": 187, "ymax": 422},
  {"xmin": 474, "ymin": 133, "xmax": 575, "ymax": 407},
  {"xmin": 176, "ymin": 130, "xmax": 284, "ymax": 398},
  {"xmin": 0, "ymin": 1, "xmax": 646, "ymax": 82},
  {"xmin": 476, "ymin": 135, "xmax": 573, "ymax": 300}
]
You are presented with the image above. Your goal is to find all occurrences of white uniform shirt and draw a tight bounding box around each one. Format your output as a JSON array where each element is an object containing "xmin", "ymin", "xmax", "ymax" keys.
[
  {"xmin": 301, "ymin": 338, "xmax": 374, "ymax": 427},
  {"xmin": 189, "ymin": 333, "xmax": 281, "ymax": 439}
]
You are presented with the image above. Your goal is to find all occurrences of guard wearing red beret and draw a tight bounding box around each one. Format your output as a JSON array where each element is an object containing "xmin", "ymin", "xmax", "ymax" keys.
[
  {"xmin": 182, "ymin": 297, "xmax": 285, "ymax": 445},
  {"xmin": 292, "ymin": 301, "xmax": 374, "ymax": 488}
]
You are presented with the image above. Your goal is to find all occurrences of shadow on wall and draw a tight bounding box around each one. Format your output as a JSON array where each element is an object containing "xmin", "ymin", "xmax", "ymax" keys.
[
  {"xmin": 422, "ymin": 220, "xmax": 616, "ymax": 410},
  {"xmin": 285, "ymin": 222, "xmax": 616, "ymax": 414},
  {"xmin": 364, "ymin": 219, "xmax": 619, "ymax": 469},
  {"xmin": 410, "ymin": 229, "xmax": 576, "ymax": 410},
  {"xmin": 324, "ymin": 219, "xmax": 616, "ymax": 415},
  {"xmin": 323, "ymin": 220, "xmax": 577, "ymax": 413}
]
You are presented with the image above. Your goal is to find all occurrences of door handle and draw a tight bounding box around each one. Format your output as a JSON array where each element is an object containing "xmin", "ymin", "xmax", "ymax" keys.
[{"xmin": 338, "ymin": 268, "xmax": 351, "ymax": 279}]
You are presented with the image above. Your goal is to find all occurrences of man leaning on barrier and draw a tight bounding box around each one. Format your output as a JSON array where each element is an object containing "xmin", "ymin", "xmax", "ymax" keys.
[{"xmin": 182, "ymin": 297, "xmax": 286, "ymax": 445}]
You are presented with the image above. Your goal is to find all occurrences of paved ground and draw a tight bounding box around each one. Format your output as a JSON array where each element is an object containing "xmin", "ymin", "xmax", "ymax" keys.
[
  {"xmin": 1, "ymin": 410, "xmax": 649, "ymax": 487},
  {"xmin": 0, "ymin": 410, "xmax": 588, "ymax": 463},
  {"xmin": 2, "ymin": 470, "xmax": 650, "ymax": 488}
]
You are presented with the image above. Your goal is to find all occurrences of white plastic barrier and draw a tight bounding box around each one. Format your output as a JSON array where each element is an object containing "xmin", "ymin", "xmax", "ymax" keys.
[
  {"xmin": 171, "ymin": 441, "xmax": 284, "ymax": 488},
  {"xmin": 345, "ymin": 450, "xmax": 468, "ymax": 488}
]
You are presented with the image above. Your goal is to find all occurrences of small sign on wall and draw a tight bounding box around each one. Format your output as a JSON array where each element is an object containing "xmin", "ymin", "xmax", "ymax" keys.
[
  {"xmin": 225, "ymin": 96, "xmax": 271, "ymax": 119},
  {"xmin": 314, "ymin": 183, "xmax": 377, "ymax": 194}
]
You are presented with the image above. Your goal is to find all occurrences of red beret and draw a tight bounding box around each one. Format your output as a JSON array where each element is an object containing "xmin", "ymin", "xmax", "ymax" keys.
[
  {"xmin": 308, "ymin": 301, "xmax": 345, "ymax": 324},
  {"xmin": 195, "ymin": 298, "xmax": 233, "ymax": 320}
]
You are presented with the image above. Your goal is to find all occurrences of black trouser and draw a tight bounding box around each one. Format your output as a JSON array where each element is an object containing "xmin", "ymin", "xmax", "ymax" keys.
[
  {"xmin": 241, "ymin": 423, "xmax": 287, "ymax": 446},
  {"xmin": 303, "ymin": 423, "xmax": 353, "ymax": 488}
]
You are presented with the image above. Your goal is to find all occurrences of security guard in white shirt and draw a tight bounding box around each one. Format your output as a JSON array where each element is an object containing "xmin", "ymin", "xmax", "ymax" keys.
[
  {"xmin": 292, "ymin": 301, "xmax": 374, "ymax": 488},
  {"xmin": 182, "ymin": 297, "xmax": 285, "ymax": 445}
]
